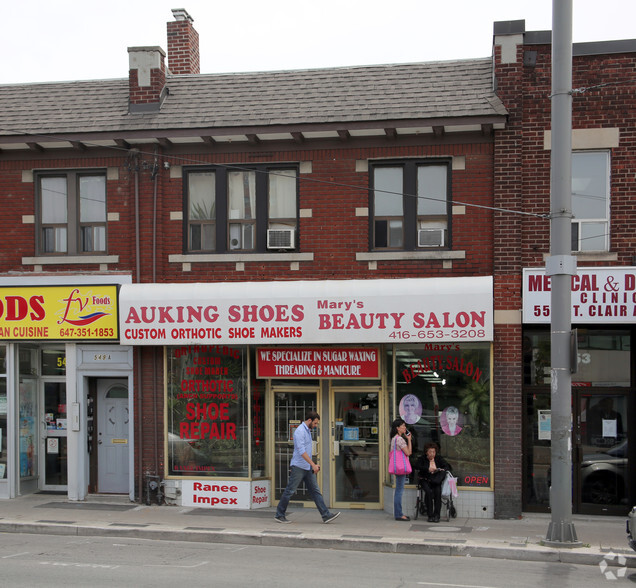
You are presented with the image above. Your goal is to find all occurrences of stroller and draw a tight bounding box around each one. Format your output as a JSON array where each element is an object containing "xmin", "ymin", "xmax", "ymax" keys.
[{"xmin": 414, "ymin": 468, "xmax": 457, "ymax": 522}]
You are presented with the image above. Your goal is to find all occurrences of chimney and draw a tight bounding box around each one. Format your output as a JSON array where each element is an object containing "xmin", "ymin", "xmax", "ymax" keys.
[
  {"xmin": 167, "ymin": 8, "xmax": 200, "ymax": 74},
  {"xmin": 127, "ymin": 46, "xmax": 168, "ymax": 113}
]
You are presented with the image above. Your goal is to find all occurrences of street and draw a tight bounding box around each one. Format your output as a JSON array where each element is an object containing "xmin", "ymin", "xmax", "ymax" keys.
[{"xmin": 0, "ymin": 532, "xmax": 631, "ymax": 587}]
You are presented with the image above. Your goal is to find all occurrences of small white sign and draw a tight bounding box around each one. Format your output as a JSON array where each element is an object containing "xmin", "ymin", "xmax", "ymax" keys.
[
  {"xmin": 181, "ymin": 480, "xmax": 250, "ymax": 509},
  {"xmin": 47, "ymin": 438, "xmax": 59, "ymax": 454},
  {"xmin": 251, "ymin": 480, "xmax": 270, "ymax": 509},
  {"xmin": 538, "ymin": 410, "xmax": 551, "ymax": 440},
  {"xmin": 602, "ymin": 419, "xmax": 618, "ymax": 438}
]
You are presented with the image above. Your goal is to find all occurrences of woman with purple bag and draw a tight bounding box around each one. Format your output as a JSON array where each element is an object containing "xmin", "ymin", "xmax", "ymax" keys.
[{"xmin": 389, "ymin": 418, "xmax": 412, "ymax": 521}]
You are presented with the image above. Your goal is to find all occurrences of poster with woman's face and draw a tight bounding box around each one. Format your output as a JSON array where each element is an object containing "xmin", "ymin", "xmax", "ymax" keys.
[
  {"xmin": 440, "ymin": 406, "xmax": 463, "ymax": 436},
  {"xmin": 399, "ymin": 394, "xmax": 422, "ymax": 424}
]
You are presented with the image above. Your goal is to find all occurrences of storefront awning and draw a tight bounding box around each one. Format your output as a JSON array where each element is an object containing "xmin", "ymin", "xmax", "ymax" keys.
[{"xmin": 119, "ymin": 277, "xmax": 493, "ymax": 345}]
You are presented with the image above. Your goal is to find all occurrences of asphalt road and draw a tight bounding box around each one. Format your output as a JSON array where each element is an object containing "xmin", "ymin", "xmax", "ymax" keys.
[{"xmin": 0, "ymin": 532, "xmax": 631, "ymax": 587}]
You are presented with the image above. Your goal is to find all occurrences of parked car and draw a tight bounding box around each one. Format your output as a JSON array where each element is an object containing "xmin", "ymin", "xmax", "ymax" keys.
[
  {"xmin": 628, "ymin": 506, "xmax": 636, "ymax": 552},
  {"xmin": 581, "ymin": 440, "xmax": 628, "ymax": 505}
]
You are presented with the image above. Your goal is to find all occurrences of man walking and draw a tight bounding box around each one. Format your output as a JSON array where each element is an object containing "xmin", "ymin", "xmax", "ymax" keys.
[{"xmin": 275, "ymin": 411, "xmax": 340, "ymax": 524}]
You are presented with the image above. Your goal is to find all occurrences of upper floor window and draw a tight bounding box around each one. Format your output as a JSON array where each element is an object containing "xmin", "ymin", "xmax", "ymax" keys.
[
  {"xmin": 571, "ymin": 151, "xmax": 610, "ymax": 252},
  {"xmin": 370, "ymin": 160, "xmax": 450, "ymax": 250},
  {"xmin": 186, "ymin": 165, "xmax": 298, "ymax": 253},
  {"xmin": 36, "ymin": 171, "xmax": 107, "ymax": 255}
]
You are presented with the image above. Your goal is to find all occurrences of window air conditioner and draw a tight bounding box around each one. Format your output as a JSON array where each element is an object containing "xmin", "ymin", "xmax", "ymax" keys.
[
  {"xmin": 267, "ymin": 228, "xmax": 295, "ymax": 249},
  {"xmin": 418, "ymin": 228, "xmax": 445, "ymax": 247}
]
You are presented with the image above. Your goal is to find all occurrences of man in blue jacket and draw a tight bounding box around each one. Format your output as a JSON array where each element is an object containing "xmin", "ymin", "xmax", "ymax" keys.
[{"xmin": 275, "ymin": 411, "xmax": 340, "ymax": 524}]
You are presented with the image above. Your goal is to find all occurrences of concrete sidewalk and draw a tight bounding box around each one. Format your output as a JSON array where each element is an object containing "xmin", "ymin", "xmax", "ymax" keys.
[{"xmin": 0, "ymin": 493, "xmax": 634, "ymax": 570}]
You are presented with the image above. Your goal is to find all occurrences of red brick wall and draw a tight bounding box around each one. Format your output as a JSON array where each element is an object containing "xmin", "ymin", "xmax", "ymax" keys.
[
  {"xmin": 167, "ymin": 19, "xmax": 200, "ymax": 75},
  {"xmin": 0, "ymin": 140, "xmax": 494, "ymax": 279},
  {"xmin": 0, "ymin": 137, "xmax": 496, "ymax": 487},
  {"xmin": 493, "ymin": 33, "xmax": 636, "ymax": 517},
  {"xmin": 493, "ymin": 40, "xmax": 525, "ymax": 518}
]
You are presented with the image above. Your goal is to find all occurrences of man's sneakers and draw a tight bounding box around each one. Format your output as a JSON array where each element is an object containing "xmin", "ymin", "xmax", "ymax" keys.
[
  {"xmin": 323, "ymin": 512, "xmax": 341, "ymax": 524},
  {"xmin": 276, "ymin": 512, "xmax": 340, "ymax": 524}
]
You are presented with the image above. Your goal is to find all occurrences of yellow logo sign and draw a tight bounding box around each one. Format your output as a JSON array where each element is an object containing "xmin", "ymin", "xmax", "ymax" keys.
[{"xmin": 0, "ymin": 285, "xmax": 119, "ymax": 340}]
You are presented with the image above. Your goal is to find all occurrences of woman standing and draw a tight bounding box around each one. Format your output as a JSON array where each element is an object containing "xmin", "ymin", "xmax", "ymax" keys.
[{"xmin": 390, "ymin": 418, "xmax": 412, "ymax": 521}]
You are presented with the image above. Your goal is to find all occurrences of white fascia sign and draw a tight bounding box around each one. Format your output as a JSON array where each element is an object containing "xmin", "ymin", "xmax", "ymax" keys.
[
  {"xmin": 119, "ymin": 277, "xmax": 493, "ymax": 345},
  {"xmin": 523, "ymin": 267, "xmax": 636, "ymax": 324}
]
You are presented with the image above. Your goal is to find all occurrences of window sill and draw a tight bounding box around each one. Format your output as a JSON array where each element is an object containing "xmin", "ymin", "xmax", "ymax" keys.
[
  {"xmin": 22, "ymin": 255, "xmax": 119, "ymax": 266},
  {"xmin": 169, "ymin": 252, "xmax": 314, "ymax": 263},
  {"xmin": 356, "ymin": 250, "xmax": 466, "ymax": 262}
]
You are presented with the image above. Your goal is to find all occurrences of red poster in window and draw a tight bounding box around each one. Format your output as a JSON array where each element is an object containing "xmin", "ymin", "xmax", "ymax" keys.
[{"xmin": 256, "ymin": 347, "xmax": 380, "ymax": 379}]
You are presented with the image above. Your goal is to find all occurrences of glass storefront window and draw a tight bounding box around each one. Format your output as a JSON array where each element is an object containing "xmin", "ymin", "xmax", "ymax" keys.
[
  {"xmin": 19, "ymin": 378, "xmax": 37, "ymax": 479},
  {"xmin": 524, "ymin": 329, "xmax": 631, "ymax": 387},
  {"xmin": 42, "ymin": 348, "xmax": 66, "ymax": 376},
  {"xmin": 19, "ymin": 347, "xmax": 38, "ymax": 376},
  {"xmin": 166, "ymin": 345, "xmax": 248, "ymax": 477},
  {"xmin": 250, "ymin": 351, "xmax": 265, "ymax": 477},
  {"xmin": 389, "ymin": 343, "xmax": 491, "ymax": 488},
  {"xmin": 524, "ymin": 392, "xmax": 551, "ymax": 507}
]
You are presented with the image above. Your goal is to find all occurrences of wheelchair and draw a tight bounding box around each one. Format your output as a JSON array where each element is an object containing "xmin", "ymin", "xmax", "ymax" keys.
[{"xmin": 414, "ymin": 469, "xmax": 457, "ymax": 522}]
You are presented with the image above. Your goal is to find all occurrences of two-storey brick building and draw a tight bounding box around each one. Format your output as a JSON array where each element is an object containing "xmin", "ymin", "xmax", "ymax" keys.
[
  {"xmin": 493, "ymin": 20, "xmax": 636, "ymax": 516},
  {"xmin": 0, "ymin": 10, "xmax": 632, "ymax": 518}
]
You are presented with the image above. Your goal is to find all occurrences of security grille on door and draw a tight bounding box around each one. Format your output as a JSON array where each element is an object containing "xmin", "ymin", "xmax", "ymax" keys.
[
  {"xmin": 267, "ymin": 228, "xmax": 295, "ymax": 249},
  {"xmin": 418, "ymin": 228, "xmax": 444, "ymax": 247}
]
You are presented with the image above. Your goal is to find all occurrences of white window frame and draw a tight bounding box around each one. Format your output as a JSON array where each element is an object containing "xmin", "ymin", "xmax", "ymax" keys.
[{"xmin": 571, "ymin": 150, "xmax": 610, "ymax": 252}]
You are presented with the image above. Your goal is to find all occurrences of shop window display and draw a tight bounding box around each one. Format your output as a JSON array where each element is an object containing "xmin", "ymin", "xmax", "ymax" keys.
[
  {"xmin": 390, "ymin": 343, "xmax": 491, "ymax": 488},
  {"xmin": 18, "ymin": 347, "xmax": 38, "ymax": 479},
  {"xmin": 249, "ymin": 351, "xmax": 266, "ymax": 477},
  {"xmin": 166, "ymin": 345, "xmax": 248, "ymax": 477}
]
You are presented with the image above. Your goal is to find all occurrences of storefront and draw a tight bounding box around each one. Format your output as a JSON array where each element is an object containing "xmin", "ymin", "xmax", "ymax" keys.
[
  {"xmin": 0, "ymin": 277, "xmax": 133, "ymax": 501},
  {"xmin": 522, "ymin": 267, "xmax": 635, "ymax": 515},
  {"xmin": 120, "ymin": 277, "xmax": 495, "ymax": 516}
]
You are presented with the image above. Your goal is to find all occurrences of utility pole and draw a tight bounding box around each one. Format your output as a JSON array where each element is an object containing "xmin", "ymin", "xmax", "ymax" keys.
[{"xmin": 544, "ymin": 0, "xmax": 581, "ymax": 547}]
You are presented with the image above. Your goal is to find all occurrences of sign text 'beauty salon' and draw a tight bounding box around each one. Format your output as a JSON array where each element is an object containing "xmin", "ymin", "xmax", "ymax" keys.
[{"xmin": 119, "ymin": 278, "xmax": 493, "ymax": 345}]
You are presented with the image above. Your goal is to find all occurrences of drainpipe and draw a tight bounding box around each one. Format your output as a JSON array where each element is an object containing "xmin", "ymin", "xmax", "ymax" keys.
[
  {"xmin": 151, "ymin": 152, "xmax": 160, "ymax": 487},
  {"xmin": 132, "ymin": 152, "xmax": 144, "ymax": 501}
]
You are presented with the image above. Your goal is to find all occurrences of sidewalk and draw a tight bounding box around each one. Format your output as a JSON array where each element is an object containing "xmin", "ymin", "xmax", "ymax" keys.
[{"xmin": 0, "ymin": 493, "xmax": 634, "ymax": 570}]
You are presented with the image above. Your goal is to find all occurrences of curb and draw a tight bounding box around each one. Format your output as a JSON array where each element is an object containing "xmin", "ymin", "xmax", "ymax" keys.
[{"xmin": 2, "ymin": 520, "xmax": 635, "ymax": 568}]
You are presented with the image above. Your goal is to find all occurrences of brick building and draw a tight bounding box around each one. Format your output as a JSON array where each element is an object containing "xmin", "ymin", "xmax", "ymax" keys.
[
  {"xmin": 0, "ymin": 11, "xmax": 632, "ymax": 518},
  {"xmin": 493, "ymin": 21, "xmax": 636, "ymax": 516}
]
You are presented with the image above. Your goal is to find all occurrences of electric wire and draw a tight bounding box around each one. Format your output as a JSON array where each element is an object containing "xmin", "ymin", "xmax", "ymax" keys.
[{"xmin": 0, "ymin": 126, "xmax": 550, "ymax": 220}]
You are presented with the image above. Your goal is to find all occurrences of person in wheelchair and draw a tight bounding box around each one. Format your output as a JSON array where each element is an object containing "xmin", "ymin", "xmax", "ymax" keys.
[{"xmin": 416, "ymin": 442, "xmax": 452, "ymax": 522}]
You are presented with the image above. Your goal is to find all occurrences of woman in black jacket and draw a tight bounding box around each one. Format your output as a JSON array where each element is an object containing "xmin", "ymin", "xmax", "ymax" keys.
[{"xmin": 416, "ymin": 442, "xmax": 451, "ymax": 522}]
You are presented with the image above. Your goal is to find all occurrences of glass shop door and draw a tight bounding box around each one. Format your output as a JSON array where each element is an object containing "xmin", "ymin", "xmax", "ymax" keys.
[
  {"xmin": 273, "ymin": 386, "xmax": 320, "ymax": 503},
  {"xmin": 575, "ymin": 391, "xmax": 629, "ymax": 515},
  {"xmin": 40, "ymin": 381, "xmax": 68, "ymax": 490},
  {"xmin": 331, "ymin": 385, "xmax": 382, "ymax": 508}
]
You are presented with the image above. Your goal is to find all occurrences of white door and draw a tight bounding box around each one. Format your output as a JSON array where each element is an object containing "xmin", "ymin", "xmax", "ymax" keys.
[{"xmin": 97, "ymin": 379, "xmax": 129, "ymax": 493}]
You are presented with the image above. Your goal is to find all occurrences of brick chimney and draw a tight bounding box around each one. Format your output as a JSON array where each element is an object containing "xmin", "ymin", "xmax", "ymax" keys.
[
  {"xmin": 127, "ymin": 46, "xmax": 168, "ymax": 112},
  {"xmin": 167, "ymin": 8, "xmax": 200, "ymax": 74}
]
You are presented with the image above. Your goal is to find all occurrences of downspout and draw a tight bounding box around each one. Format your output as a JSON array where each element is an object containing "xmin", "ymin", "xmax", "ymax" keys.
[
  {"xmin": 133, "ymin": 152, "xmax": 144, "ymax": 501},
  {"xmin": 151, "ymin": 151, "xmax": 160, "ymax": 487}
]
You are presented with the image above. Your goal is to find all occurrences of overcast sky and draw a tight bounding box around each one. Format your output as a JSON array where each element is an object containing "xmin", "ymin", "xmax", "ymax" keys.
[{"xmin": 3, "ymin": 0, "xmax": 636, "ymax": 84}]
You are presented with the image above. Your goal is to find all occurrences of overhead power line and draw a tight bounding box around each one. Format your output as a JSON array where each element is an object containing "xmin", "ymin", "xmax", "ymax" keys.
[{"xmin": 1, "ymin": 125, "xmax": 552, "ymax": 220}]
